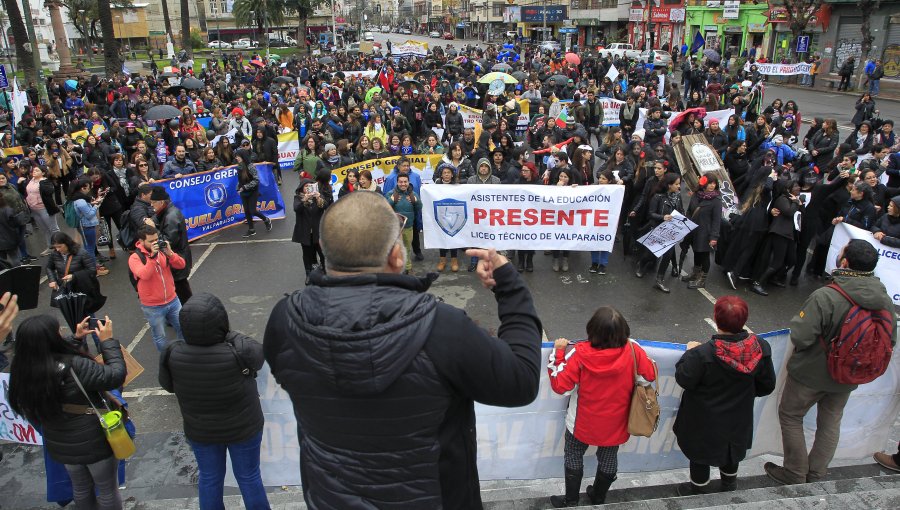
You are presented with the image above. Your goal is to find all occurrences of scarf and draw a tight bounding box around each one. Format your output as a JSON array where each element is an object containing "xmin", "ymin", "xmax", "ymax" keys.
[
  {"xmin": 327, "ymin": 154, "xmax": 341, "ymax": 165},
  {"xmin": 621, "ymin": 102, "xmax": 637, "ymax": 119},
  {"xmin": 113, "ymin": 166, "xmax": 130, "ymax": 196},
  {"xmin": 401, "ymin": 145, "xmax": 414, "ymax": 155},
  {"xmin": 696, "ymin": 189, "xmax": 721, "ymax": 201},
  {"xmin": 832, "ymin": 268, "xmax": 875, "ymax": 278}
]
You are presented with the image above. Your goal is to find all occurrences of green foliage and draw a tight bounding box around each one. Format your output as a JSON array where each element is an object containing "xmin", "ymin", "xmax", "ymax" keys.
[
  {"xmin": 232, "ymin": 0, "xmax": 287, "ymax": 31},
  {"xmin": 190, "ymin": 28, "xmax": 204, "ymax": 49}
]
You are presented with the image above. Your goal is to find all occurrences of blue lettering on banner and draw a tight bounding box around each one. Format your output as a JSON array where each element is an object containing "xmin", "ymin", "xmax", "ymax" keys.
[
  {"xmin": 162, "ymin": 163, "xmax": 286, "ymax": 241},
  {"xmin": 877, "ymin": 248, "xmax": 900, "ymax": 261}
]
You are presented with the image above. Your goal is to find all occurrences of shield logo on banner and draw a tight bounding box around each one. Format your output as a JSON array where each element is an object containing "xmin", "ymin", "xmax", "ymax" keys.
[
  {"xmin": 204, "ymin": 183, "xmax": 227, "ymax": 208},
  {"xmin": 434, "ymin": 199, "xmax": 467, "ymax": 237}
]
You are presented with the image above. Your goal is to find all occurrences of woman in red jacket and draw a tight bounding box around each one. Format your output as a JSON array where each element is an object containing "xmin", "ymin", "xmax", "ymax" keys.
[{"xmin": 547, "ymin": 307, "xmax": 657, "ymax": 507}]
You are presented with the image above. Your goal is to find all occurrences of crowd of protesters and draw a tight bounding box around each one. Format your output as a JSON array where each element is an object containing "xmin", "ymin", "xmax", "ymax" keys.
[{"xmin": 0, "ymin": 37, "xmax": 898, "ymax": 510}]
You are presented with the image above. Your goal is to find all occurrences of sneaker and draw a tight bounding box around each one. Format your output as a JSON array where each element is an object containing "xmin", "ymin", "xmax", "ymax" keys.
[
  {"xmin": 242, "ymin": 229, "xmax": 257, "ymax": 238},
  {"xmin": 96, "ymin": 266, "xmax": 110, "ymax": 276},
  {"xmin": 264, "ymin": 217, "xmax": 273, "ymax": 232},
  {"xmin": 589, "ymin": 263, "xmax": 599, "ymax": 273},
  {"xmin": 597, "ymin": 265, "xmax": 607, "ymax": 275}
]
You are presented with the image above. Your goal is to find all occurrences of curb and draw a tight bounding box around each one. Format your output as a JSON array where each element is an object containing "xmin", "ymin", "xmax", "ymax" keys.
[{"xmin": 764, "ymin": 81, "xmax": 900, "ymax": 104}]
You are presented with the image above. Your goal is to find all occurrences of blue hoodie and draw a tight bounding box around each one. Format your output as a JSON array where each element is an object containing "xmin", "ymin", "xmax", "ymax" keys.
[{"xmin": 382, "ymin": 166, "xmax": 422, "ymax": 196}]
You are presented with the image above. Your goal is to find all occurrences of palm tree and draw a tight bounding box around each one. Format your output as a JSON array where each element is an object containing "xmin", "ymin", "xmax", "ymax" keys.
[
  {"xmin": 160, "ymin": 0, "xmax": 174, "ymax": 40},
  {"xmin": 1, "ymin": 0, "xmax": 36, "ymax": 82},
  {"xmin": 284, "ymin": 0, "xmax": 323, "ymax": 51},
  {"xmin": 196, "ymin": 0, "xmax": 209, "ymax": 33},
  {"xmin": 232, "ymin": 0, "xmax": 287, "ymax": 48},
  {"xmin": 180, "ymin": 0, "xmax": 192, "ymax": 57},
  {"xmin": 97, "ymin": 0, "xmax": 122, "ymax": 76}
]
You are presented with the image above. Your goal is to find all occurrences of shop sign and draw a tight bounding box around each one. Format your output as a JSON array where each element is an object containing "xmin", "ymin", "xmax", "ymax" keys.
[
  {"xmin": 669, "ymin": 8, "xmax": 685, "ymax": 22},
  {"xmin": 723, "ymin": 0, "xmax": 739, "ymax": 19},
  {"xmin": 629, "ymin": 8, "xmax": 644, "ymax": 22},
  {"xmin": 706, "ymin": 0, "xmax": 721, "ymax": 7},
  {"xmin": 747, "ymin": 23, "xmax": 766, "ymax": 33},
  {"xmin": 724, "ymin": 25, "xmax": 743, "ymax": 34},
  {"xmin": 521, "ymin": 5, "xmax": 567, "ymax": 23},
  {"xmin": 650, "ymin": 7, "xmax": 670, "ymax": 23}
]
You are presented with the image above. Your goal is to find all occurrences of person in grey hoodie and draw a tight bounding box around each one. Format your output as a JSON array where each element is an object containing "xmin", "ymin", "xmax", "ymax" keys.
[{"xmin": 464, "ymin": 158, "xmax": 501, "ymax": 271}]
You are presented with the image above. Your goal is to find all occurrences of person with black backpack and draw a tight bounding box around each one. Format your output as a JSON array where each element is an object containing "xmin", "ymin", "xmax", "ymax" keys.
[{"xmin": 765, "ymin": 239, "xmax": 896, "ymax": 486}]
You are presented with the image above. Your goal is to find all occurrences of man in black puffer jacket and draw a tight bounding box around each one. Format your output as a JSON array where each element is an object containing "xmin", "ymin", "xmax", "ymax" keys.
[
  {"xmin": 264, "ymin": 191, "xmax": 543, "ymax": 510},
  {"xmin": 150, "ymin": 186, "xmax": 193, "ymax": 304},
  {"xmin": 159, "ymin": 292, "xmax": 268, "ymax": 509}
]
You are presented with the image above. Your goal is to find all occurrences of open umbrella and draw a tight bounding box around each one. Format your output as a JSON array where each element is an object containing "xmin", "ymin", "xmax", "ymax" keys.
[
  {"xmin": 144, "ymin": 104, "xmax": 183, "ymax": 121},
  {"xmin": 511, "ymin": 70, "xmax": 527, "ymax": 82},
  {"xmin": 268, "ymin": 53, "xmax": 282, "ymax": 61},
  {"xmin": 703, "ymin": 48, "xmax": 721, "ymax": 63},
  {"xmin": 399, "ymin": 79, "xmax": 424, "ymax": 93},
  {"xmin": 273, "ymin": 76, "xmax": 295, "ymax": 84},
  {"xmin": 565, "ymin": 53, "xmax": 581, "ymax": 65},
  {"xmin": 491, "ymin": 62, "xmax": 512, "ymax": 72},
  {"xmin": 318, "ymin": 56, "xmax": 335, "ymax": 65},
  {"xmin": 158, "ymin": 71, "xmax": 179, "ymax": 78},
  {"xmin": 478, "ymin": 71, "xmax": 517, "ymax": 84},
  {"xmin": 53, "ymin": 289, "xmax": 87, "ymax": 332},
  {"xmin": 64, "ymin": 79, "xmax": 79, "ymax": 91},
  {"xmin": 249, "ymin": 59, "xmax": 265, "ymax": 67},
  {"xmin": 547, "ymin": 74, "xmax": 569, "ymax": 84},
  {"xmin": 415, "ymin": 70, "xmax": 432, "ymax": 81},
  {"xmin": 365, "ymin": 86, "xmax": 383, "ymax": 103},
  {"xmin": 163, "ymin": 85, "xmax": 185, "ymax": 96},
  {"xmin": 180, "ymin": 77, "xmax": 204, "ymax": 90},
  {"xmin": 443, "ymin": 63, "xmax": 461, "ymax": 72}
]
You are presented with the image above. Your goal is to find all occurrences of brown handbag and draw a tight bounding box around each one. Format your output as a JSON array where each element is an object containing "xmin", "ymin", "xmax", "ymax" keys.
[{"xmin": 627, "ymin": 341, "xmax": 660, "ymax": 437}]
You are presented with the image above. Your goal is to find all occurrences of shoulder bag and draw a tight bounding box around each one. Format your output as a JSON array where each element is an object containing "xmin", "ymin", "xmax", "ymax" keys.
[
  {"xmin": 627, "ymin": 341, "xmax": 660, "ymax": 437},
  {"xmin": 69, "ymin": 367, "xmax": 136, "ymax": 460}
]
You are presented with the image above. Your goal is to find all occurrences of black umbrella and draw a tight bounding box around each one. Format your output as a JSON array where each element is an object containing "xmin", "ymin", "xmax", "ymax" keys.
[
  {"xmin": 492, "ymin": 62, "xmax": 512, "ymax": 72},
  {"xmin": 415, "ymin": 70, "xmax": 432, "ymax": 81},
  {"xmin": 144, "ymin": 105, "xmax": 183, "ymax": 121},
  {"xmin": 511, "ymin": 70, "xmax": 527, "ymax": 82},
  {"xmin": 273, "ymin": 76, "xmax": 295, "ymax": 84},
  {"xmin": 331, "ymin": 71, "xmax": 346, "ymax": 80},
  {"xmin": 53, "ymin": 289, "xmax": 87, "ymax": 332},
  {"xmin": 548, "ymin": 74, "xmax": 568, "ymax": 84},
  {"xmin": 443, "ymin": 63, "xmax": 461, "ymax": 72},
  {"xmin": 400, "ymin": 79, "xmax": 424, "ymax": 93},
  {"xmin": 318, "ymin": 56, "xmax": 335, "ymax": 64},
  {"xmin": 180, "ymin": 77, "xmax": 204, "ymax": 90},
  {"xmin": 164, "ymin": 85, "xmax": 185, "ymax": 95}
]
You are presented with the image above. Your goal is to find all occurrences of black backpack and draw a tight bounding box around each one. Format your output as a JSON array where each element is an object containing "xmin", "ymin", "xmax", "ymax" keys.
[{"xmin": 116, "ymin": 210, "xmax": 134, "ymax": 252}]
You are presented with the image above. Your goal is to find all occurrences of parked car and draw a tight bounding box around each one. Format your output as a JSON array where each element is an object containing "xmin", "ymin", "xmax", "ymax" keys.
[
  {"xmin": 428, "ymin": 31, "xmax": 441, "ymax": 38},
  {"xmin": 381, "ymin": 25, "xmax": 391, "ymax": 32},
  {"xmin": 443, "ymin": 33, "xmax": 454, "ymax": 40},
  {"xmin": 207, "ymin": 40, "xmax": 232, "ymax": 49},
  {"xmin": 363, "ymin": 31, "xmax": 375, "ymax": 41},
  {"xmin": 639, "ymin": 49, "xmax": 673, "ymax": 68},
  {"xmin": 401, "ymin": 28, "xmax": 412, "ymax": 35},
  {"xmin": 597, "ymin": 42, "xmax": 642, "ymax": 60},
  {"xmin": 505, "ymin": 31, "xmax": 517, "ymax": 39}
]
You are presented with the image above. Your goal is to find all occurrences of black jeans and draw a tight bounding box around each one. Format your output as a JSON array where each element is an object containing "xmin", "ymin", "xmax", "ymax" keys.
[
  {"xmin": 175, "ymin": 278, "xmax": 192, "ymax": 305},
  {"xmin": 838, "ymin": 75, "xmax": 851, "ymax": 91},
  {"xmin": 240, "ymin": 190, "xmax": 267, "ymax": 229},
  {"xmin": 690, "ymin": 460, "xmax": 739, "ymax": 484},
  {"xmin": 695, "ymin": 251, "xmax": 711, "ymax": 273},
  {"xmin": 438, "ymin": 249, "xmax": 458, "ymax": 257},
  {"xmin": 657, "ymin": 247, "xmax": 676, "ymax": 277},
  {"xmin": 301, "ymin": 243, "xmax": 325, "ymax": 273}
]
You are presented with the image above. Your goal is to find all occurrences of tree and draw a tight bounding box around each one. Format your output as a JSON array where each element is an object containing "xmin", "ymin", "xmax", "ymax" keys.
[
  {"xmin": 233, "ymin": 0, "xmax": 288, "ymax": 49},
  {"xmin": 160, "ymin": 0, "xmax": 174, "ymax": 39},
  {"xmin": 776, "ymin": 0, "xmax": 824, "ymax": 62},
  {"xmin": 285, "ymin": 0, "xmax": 324, "ymax": 51},
  {"xmin": 180, "ymin": 0, "xmax": 192, "ymax": 57},
  {"xmin": 856, "ymin": 0, "xmax": 882, "ymax": 89},
  {"xmin": 196, "ymin": 0, "xmax": 209, "ymax": 33},
  {"xmin": 1, "ymin": 0, "xmax": 36, "ymax": 83},
  {"xmin": 97, "ymin": 0, "xmax": 122, "ymax": 76}
]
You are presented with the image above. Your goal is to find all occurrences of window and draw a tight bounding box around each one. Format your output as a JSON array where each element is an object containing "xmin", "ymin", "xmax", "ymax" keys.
[
  {"xmin": 492, "ymin": 3, "xmax": 505, "ymax": 16},
  {"xmin": 600, "ymin": 0, "xmax": 618, "ymax": 8},
  {"xmin": 663, "ymin": 0, "xmax": 682, "ymax": 4}
]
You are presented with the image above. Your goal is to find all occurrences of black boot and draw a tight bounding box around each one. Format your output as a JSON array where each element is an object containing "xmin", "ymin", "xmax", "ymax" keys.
[
  {"xmin": 517, "ymin": 253, "xmax": 525, "ymax": 273},
  {"xmin": 682, "ymin": 265, "xmax": 700, "ymax": 282},
  {"xmin": 586, "ymin": 470, "xmax": 616, "ymax": 504},
  {"xmin": 720, "ymin": 471, "xmax": 738, "ymax": 492},
  {"xmin": 525, "ymin": 253, "xmax": 534, "ymax": 272},
  {"xmin": 550, "ymin": 467, "xmax": 582, "ymax": 508},
  {"xmin": 751, "ymin": 268, "xmax": 777, "ymax": 296}
]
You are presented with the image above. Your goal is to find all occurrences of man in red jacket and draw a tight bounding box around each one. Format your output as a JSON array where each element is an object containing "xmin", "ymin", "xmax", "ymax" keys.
[{"xmin": 130, "ymin": 224, "xmax": 186, "ymax": 352}]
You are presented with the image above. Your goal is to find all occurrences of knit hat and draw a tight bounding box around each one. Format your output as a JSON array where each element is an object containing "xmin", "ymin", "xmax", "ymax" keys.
[
  {"xmin": 149, "ymin": 186, "xmax": 170, "ymax": 201},
  {"xmin": 891, "ymin": 195, "xmax": 900, "ymax": 210},
  {"xmin": 449, "ymin": 102, "xmax": 459, "ymax": 110},
  {"xmin": 324, "ymin": 143, "xmax": 336, "ymax": 153},
  {"xmin": 632, "ymin": 129, "xmax": 645, "ymax": 141},
  {"xmin": 231, "ymin": 107, "xmax": 244, "ymax": 117}
]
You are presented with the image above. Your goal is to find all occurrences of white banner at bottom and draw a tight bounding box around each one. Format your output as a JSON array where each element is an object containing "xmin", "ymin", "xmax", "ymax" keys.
[
  {"xmin": 422, "ymin": 184, "xmax": 626, "ymax": 251},
  {"xmin": 241, "ymin": 330, "xmax": 900, "ymax": 485},
  {"xmin": 826, "ymin": 222, "xmax": 900, "ymax": 306}
]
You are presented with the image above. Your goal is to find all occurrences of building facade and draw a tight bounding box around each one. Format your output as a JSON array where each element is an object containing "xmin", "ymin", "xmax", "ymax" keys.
[
  {"xmin": 682, "ymin": 0, "xmax": 771, "ymax": 58},
  {"xmin": 628, "ymin": 0, "xmax": 685, "ymax": 52}
]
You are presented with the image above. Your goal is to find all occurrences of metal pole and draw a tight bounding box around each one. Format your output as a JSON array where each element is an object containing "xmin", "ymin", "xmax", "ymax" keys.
[
  {"xmin": 331, "ymin": 0, "xmax": 337, "ymax": 50},
  {"xmin": 542, "ymin": 0, "xmax": 546, "ymax": 43}
]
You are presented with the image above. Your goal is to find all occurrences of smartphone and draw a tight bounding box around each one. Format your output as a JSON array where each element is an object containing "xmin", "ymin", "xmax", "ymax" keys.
[
  {"xmin": 304, "ymin": 183, "xmax": 316, "ymax": 194},
  {"xmin": 89, "ymin": 317, "xmax": 106, "ymax": 330}
]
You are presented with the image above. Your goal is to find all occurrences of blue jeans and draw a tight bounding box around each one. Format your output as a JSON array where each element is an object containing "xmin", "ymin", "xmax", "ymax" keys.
[
  {"xmin": 80, "ymin": 225, "xmax": 97, "ymax": 266},
  {"xmin": 590, "ymin": 251, "xmax": 610, "ymax": 266},
  {"xmin": 188, "ymin": 430, "xmax": 270, "ymax": 510},
  {"xmin": 869, "ymin": 78, "xmax": 880, "ymax": 95},
  {"xmin": 140, "ymin": 298, "xmax": 183, "ymax": 351}
]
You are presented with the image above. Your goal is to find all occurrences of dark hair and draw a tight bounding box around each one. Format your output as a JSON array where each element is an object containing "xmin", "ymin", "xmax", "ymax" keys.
[
  {"xmin": 8, "ymin": 315, "xmax": 84, "ymax": 423},
  {"xmin": 136, "ymin": 224, "xmax": 159, "ymax": 240},
  {"xmin": 586, "ymin": 306, "xmax": 630, "ymax": 349},
  {"xmin": 713, "ymin": 296, "xmax": 749, "ymax": 334},
  {"xmin": 871, "ymin": 143, "xmax": 886, "ymax": 154},
  {"xmin": 137, "ymin": 183, "xmax": 154, "ymax": 196},
  {"xmin": 841, "ymin": 239, "xmax": 879, "ymax": 272},
  {"xmin": 50, "ymin": 232, "xmax": 80, "ymax": 254},
  {"xmin": 654, "ymin": 172, "xmax": 681, "ymax": 194}
]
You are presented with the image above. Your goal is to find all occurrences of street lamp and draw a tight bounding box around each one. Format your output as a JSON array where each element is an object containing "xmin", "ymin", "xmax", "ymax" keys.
[
  {"xmin": 78, "ymin": 9, "xmax": 92, "ymax": 65},
  {"xmin": 249, "ymin": 10, "xmax": 255, "ymax": 51}
]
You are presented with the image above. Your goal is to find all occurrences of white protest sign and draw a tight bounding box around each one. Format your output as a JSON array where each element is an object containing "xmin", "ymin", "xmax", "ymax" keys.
[
  {"xmin": 826, "ymin": 223, "xmax": 900, "ymax": 306},
  {"xmin": 341, "ymin": 70, "xmax": 378, "ymax": 80},
  {"xmin": 277, "ymin": 131, "xmax": 300, "ymax": 172},
  {"xmin": 422, "ymin": 184, "xmax": 625, "ymax": 251},
  {"xmin": 235, "ymin": 330, "xmax": 900, "ymax": 486},
  {"xmin": 744, "ymin": 61, "xmax": 813, "ymax": 76},
  {"xmin": 606, "ymin": 64, "xmax": 619, "ymax": 82},
  {"xmin": 637, "ymin": 212, "xmax": 698, "ymax": 257},
  {"xmin": 0, "ymin": 373, "xmax": 43, "ymax": 445}
]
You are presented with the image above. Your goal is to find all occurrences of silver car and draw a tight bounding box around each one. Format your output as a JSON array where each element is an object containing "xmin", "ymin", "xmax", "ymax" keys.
[{"xmin": 640, "ymin": 50, "xmax": 672, "ymax": 68}]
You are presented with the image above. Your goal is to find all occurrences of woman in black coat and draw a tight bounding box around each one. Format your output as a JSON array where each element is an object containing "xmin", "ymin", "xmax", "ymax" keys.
[
  {"xmin": 673, "ymin": 296, "xmax": 776, "ymax": 496},
  {"xmin": 724, "ymin": 141, "xmax": 750, "ymax": 197},
  {"xmin": 643, "ymin": 173, "xmax": 685, "ymax": 293},
  {"xmin": 807, "ymin": 119, "xmax": 839, "ymax": 170},
  {"xmin": 844, "ymin": 121, "xmax": 874, "ymax": 156},
  {"xmin": 7, "ymin": 314, "xmax": 126, "ymax": 509},
  {"xmin": 851, "ymin": 93, "xmax": 877, "ymax": 128},
  {"xmin": 46, "ymin": 232, "xmax": 105, "ymax": 317},
  {"xmin": 750, "ymin": 179, "xmax": 801, "ymax": 296},
  {"xmin": 873, "ymin": 196, "xmax": 900, "ymax": 247},
  {"xmin": 252, "ymin": 128, "xmax": 280, "ymax": 184},
  {"xmin": 684, "ymin": 174, "xmax": 723, "ymax": 289},
  {"xmin": 159, "ymin": 292, "xmax": 268, "ymax": 510},
  {"xmin": 723, "ymin": 159, "xmax": 776, "ymax": 289},
  {"xmin": 292, "ymin": 175, "xmax": 332, "ymax": 284}
]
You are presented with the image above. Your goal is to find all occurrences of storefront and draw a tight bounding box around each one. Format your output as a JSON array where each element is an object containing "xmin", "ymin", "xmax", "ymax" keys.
[
  {"xmin": 683, "ymin": 1, "xmax": 771, "ymax": 58},
  {"xmin": 767, "ymin": 4, "xmax": 831, "ymax": 62},
  {"xmin": 519, "ymin": 5, "xmax": 566, "ymax": 41},
  {"xmin": 648, "ymin": 6, "xmax": 685, "ymax": 52}
]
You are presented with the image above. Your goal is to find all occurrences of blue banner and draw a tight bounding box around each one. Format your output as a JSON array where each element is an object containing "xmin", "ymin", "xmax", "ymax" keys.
[{"xmin": 160, "ymin": 163, "xmax": 286, "ymax": 241}]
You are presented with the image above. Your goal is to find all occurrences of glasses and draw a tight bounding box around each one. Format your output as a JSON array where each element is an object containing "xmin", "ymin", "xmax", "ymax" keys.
[{"xmin": 138, "ymin": 163, "xmax": 148, "ymax": 167}]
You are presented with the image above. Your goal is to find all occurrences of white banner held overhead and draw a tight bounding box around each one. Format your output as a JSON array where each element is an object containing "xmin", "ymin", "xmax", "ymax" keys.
[
  {"xmin": 825, "ymin": 223, "xmax": 900, "ymax": 306},
  {"xmin": 744, "ymin": 61, "xmax": 813, "ymax": 76},
  {"xmin": 637, "ymin": 212, "xmax": 698, "ymax": 258},
  {"xmin": 422, "ymin": 184, "xmax": 626, "ymax": 251}
]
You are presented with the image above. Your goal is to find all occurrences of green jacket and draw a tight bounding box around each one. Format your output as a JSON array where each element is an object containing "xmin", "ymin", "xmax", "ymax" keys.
[
  {"xmin": 388, "ymin": 189, "xmax": 422, "ymax": 225},
  {"xmin": 788, "ymin": 273, "xmax": 897, "ymax": 393}
]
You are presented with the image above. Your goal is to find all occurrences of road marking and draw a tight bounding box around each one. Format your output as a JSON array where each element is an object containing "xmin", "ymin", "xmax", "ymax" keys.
[
  {"xmin": 682, "ymin": 271, "xmax": 754, "ymax": 333},
  {"xmin": 127, "ymin": 243, "xmax": 218, "ymax": 354},
  {"xmin": 704, "ymin": 318, "xmax": 718, "ymax": 331},
  {"xmin": 122, "ymin": 387, "xmax": 173, "ymax": 398},
  {"xmin": 697, "ymin": 287, "xmax": 717, "ymax": 306},
  {"xmin": 192, "ymin": 238, "xmax": 291, "ymax": 247}
]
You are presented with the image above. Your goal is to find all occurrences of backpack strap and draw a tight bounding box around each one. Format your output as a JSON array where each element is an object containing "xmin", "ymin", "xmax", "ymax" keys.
[{"xmin": 826, "ymin": 283, "xmax": 856, "ymax": 307}]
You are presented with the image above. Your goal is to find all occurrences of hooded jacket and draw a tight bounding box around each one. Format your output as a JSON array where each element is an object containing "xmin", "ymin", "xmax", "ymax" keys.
[
  {"xmin": 263, "ymin": 265, "xmax": 542, "ymax": 509},
  {"xmin": 789, "ymin": 273, "xmax": 897, "ymax": 393},
  {"xmin": 673, "ymin": 332, "xmax": 776, "ymax": 466},
  {"xmin": 129, "ymin": 241, "xmax": 186, "ymax": 306},
  {"xmin": 159, "ymin": 292, "xmax": 265, "ymax": 444}
]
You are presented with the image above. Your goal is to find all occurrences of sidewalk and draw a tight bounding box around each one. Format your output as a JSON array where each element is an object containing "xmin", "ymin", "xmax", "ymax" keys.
[{"xmin": 769, "ymin": 80, "xmax": 900, "ymax": 103}]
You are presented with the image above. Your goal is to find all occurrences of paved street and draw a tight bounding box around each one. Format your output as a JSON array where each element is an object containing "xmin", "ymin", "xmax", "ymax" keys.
[{"xmin": 2, "ymin": 46, "xmax": 899, "ymax": 507}]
